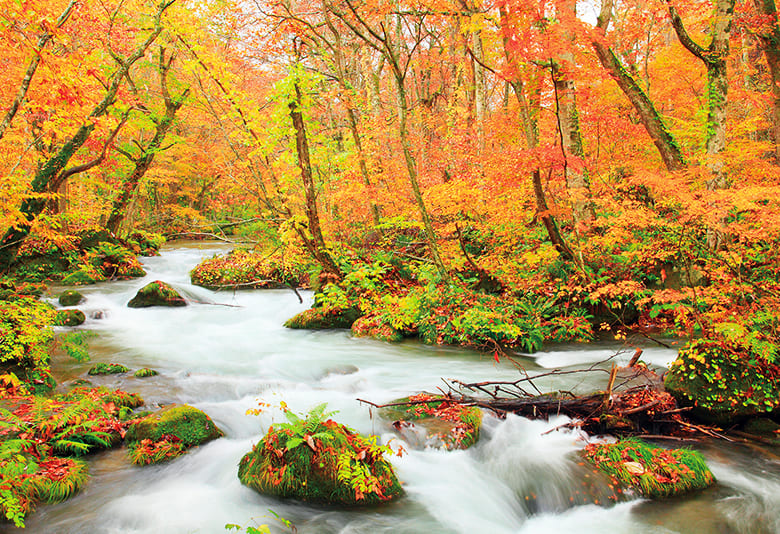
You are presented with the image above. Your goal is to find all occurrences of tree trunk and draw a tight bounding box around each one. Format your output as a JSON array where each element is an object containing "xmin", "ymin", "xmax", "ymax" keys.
[
  {"xmin": 668, "ymin": 0, "xmax": 735, "ymax": 249},
  {"xmin": 592, "ymin": 0, "xmax": 686, "ymax": 172},
  {"xmin": 289, "ymin": 81, "xmax": 341, "ymax": 276},
  {"xmin": 752, "ymin": 0, "xmax": 780, "ymax": 162},
  {"xmin": 552, "ymin": 58, "xmax": 595, "ymax": 227}
]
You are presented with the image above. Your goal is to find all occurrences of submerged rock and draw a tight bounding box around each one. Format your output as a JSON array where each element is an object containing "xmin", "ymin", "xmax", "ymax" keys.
[
  {"xmin": 87, "ymin": 363, "xmax": 129, "ymax": 375},
  {"xmin": 238, "ymin": 407, "xmax": 403, "ymax": 505},
  {"xmin": 284, "ymin": 307, "xmax": 361, "ymax": 329},
  {"xmin": 125, "ymin": 404, "xmax": 223, "ymax": 465},
  {"xmin": 380, "ymin": 393, "xmax": 482, "ymax": 450},
  {"xmin": 58, "ymin": 290, "xmax": 84, "ymax": 306},
  {"xmin": 582, "ymin": 438, "xmax": 714, "ymax": 498},
  {"xmin": 127, "ymin": 281, "xmax": 186, "ymax": 308},
  {"xmin": 53, "ymin": 309, "xmax": 86, "ymax": 326}
]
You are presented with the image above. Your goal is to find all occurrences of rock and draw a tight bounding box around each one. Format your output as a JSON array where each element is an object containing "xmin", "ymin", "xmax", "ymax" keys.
[
  {"xmin": 53, "ymin": 309, "xmax": 86, "ymax": 326},
  {"xmin": 582, "ymin": 438, "xmax": 715, "ymax": 498},
  {"xmin": 664, "ymin": 339, "xmax": 780, "ymax": 426},
  {"xmin": 125, "ymin": 404, "xmax": 223, "ymax": 447},
  {"xmin": 62, "ymin": 269, "xmax": 99, "ymax": 286},
  {"xmin": 127, "ymin": 281, "xmax": 186, "ymax": 308},
  {"xmin": 58, "ymin": 290, "xmax": 84, "ymax": 306},
  {"xmin": 380, "ymin": 393, "xmax": 482, "ymax": 450},
  {"xmin": 238, "ymin": 412, "xmax": 403, "ymax": 506},
  {"xmin": 284, "ymin": 307, "xmax": 361, "ymax": 329},
  {"xmin": 88, "ymin": 362, "xmax": 129, "ymax": 375},
  {"xmin": 133, "ymin": 368, "xmax": 159, "ymax": 378}
]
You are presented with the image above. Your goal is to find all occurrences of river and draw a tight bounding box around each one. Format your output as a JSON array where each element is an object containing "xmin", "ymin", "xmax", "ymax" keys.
[{"xmin": 15, "ymin": 242, "xmax": 780, "ymax": 534}]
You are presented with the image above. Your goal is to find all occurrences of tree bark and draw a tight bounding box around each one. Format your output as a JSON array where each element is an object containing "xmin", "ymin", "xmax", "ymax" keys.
[
  {"xmin": 752, "ymin": 0, "xmax": 780, "ymax": 162},
  {"xmin": 592, "ymin": 0, "xmax": 686, "ymax": 172},
  {"xmin": 106, "ymin": 48, "xmax": 189, "ymax": 236},
  {"xmin": 289, "ymin": 80, "xmax": 341, "ymax": 277}
]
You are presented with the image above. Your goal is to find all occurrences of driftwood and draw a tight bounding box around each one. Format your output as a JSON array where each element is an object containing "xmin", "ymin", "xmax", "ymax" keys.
[{"xmin": 359, "ymin": 353, "xmax": 725, "ymax": 440}]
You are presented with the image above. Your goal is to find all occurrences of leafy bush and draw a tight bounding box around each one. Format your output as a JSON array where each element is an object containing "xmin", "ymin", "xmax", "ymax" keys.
[
  {"xmin": 191, "ymin": 249, "xmax": 310, "ymax": 290},
  {"xmin": 0, "ymin": 298, "xmax": 55, "ymax": 380}
]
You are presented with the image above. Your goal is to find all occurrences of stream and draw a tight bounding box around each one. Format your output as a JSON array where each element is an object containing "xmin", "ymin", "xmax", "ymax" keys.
[{"xmin": 14, "ymin": 242, "xmax": 780, "ymax": 534}]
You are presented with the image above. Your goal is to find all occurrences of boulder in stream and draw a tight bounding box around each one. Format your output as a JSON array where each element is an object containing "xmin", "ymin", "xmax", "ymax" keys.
[
  {"xmin": 664, "ymin": 339, "xmax": 780, "ymax": 426},
  {"xmin": 58, "ymin": 290, "xmax": 84, "ymax": 306},
  {"xmin": 238, "ymin": 404, "xmax": 403, "ymax": 505},
  {"xmin": 125, "ymin": 404, "xmax": 224, "ymax": 465},
  {"xmin": 582, "ymin": 438, "xmax": 714, "ymax": 498},
  {"xmin": 53, "ymin": 309, "xmax": 86, "ymax": 326},
  {"xmin": 127, "ymin": 281, "xmax": 186, "ymax": 308},
  {"xmin": 88, "ymin": 363, "xmax": 129, "ymax": 375},
  {"xmin": 284, "ymin": 307, "xmax": 361, "ymax": 329},
  {"xmin": 380, "ymin": 393, "xmax": 482, "ymax": 450}
]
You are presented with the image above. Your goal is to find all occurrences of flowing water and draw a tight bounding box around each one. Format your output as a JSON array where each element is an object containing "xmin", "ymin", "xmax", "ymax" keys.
[{"xmin": 14, "ymin": 243, "xmax": 780, "ymax": 534}]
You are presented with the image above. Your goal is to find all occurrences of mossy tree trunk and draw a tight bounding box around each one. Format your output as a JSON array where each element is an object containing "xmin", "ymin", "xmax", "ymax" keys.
[
  {"xmin": 106, "ymin": 47, "xmax": 189, "ymax": 236},
  {"xmin": 752, "ymin": 0, "xmax": 780, "ymax": 163},
  {"xmin": 289, "ymin": 78, "xmax": 342, "ymax": 277},
  {"xmin": 593, "ymin": 0, "xmax": 686, "ymax": 172}
]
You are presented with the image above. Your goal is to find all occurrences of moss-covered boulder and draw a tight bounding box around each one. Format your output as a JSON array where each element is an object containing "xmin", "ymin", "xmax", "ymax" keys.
[
  {"xmin": 133, "ymin": 367, "xmax": 159, "ymax": 378},
  {"xmin": 58, "ymin": 290, "xmax": 84, "ymax": 306},
  {"xmin": 238, "ymin": 405, "xmax": 403, "ymax": 505},
  {"xmin": 664, "ymin": 339, "xmax": 780, "ymax": 426},
  {"xmin": 127, "ymin": 281, "xmax": 186, "ymax": 308},
  {"xmin": 284, "ymin": 307, "xmax": 361, "ymax": 330},
  {"xmin": 53, "ymin": 309, "xmax": 86, "ymax": 326},
  {"xmin": 351, "ymin": 314, "xmax": 403, "ymax": 342},
  {"xmin": 380, "ymin": 393, "xmax": 482, "ymax": 450},
  {"xmin": 87, "ymin": 363, "xmax": 129, "ymax": 375},
  {"xmin": 582, "ymin": 439, "xmax": 714, "ymax": 498},
  {"xmin": 125, "ymin": 404, "xmax": 223, "ymax": 465}
]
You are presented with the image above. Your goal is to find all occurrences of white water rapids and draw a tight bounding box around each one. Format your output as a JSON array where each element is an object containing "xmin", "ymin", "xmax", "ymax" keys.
[{"xmin": 15, "ymin": 242, "xmax": 780, "ymax": 534}]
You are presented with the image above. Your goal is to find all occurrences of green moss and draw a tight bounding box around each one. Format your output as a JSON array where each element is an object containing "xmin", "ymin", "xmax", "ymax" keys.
[
  {"xmin": 664, "ymin": 339, "xmax": 780, "ymax": 426},
  {"xmin": 53, "ymin": 309, "xmax": 86, "ymax": 327},
  {"xmin": 238, "ymin": 415, "xmax": 403, "ymax": 506},
  {"xmin": 190, "ymin": 249, "xmax": 309, "ymax": 290},
  {"xmin": 125, "ymin": 404, "xmax": 224, "ymax": 447},
  {"xmin": 87, "ymin": 363, "xmax": 129, "ymax": 375},
  {"xmin": 62, "ymin": 269, "xmax": 100, "ymax": 286},
  {"xmin": 127, "ymin": 280, "xmax": 186, "ymax": 308},
  {"xmin": 582, "ymin": 439, "xmax": 714, "ymax": 498},
  {"xmin": 58, "ymin": 290, "xmax": 84, "ymax": 307},
  {"xmin": 284, "ymin": 307, "xmax": 361, "ymax": 329},
  {"xmin": 133, "ymin": 367, "xmax": 159, "ymax": 378}
]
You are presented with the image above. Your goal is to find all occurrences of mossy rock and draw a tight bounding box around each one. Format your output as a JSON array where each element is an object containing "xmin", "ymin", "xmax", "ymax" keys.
[
  {"xmin": 190, "ymin": 249, "xmax": 308, "ymax": 290},
  {"xmin": 664, "ymin": 339, "xmax": 780, "ymax": 426},
  {"xmin": 53, "ymin": 309, "xmax": 86, "ymax": 327},
  {"xmin": 582, "ymin": 439, "xmax": 714, "ymax": 498},
  {"xmin": 127, "ymin": 281, "xmax": 186, "ymax": 308},
  {"xmin": 62, "ymin": 269, "xmax": 100, "ymax": 286},
  {"xmin": 238, "ymin": 418, "xmax": 403, "ymax": 506},
  {"xmin": 87, "ymin": 363, "xmax": 129, "ymax": 375},
  {"xmin": 380, "ymin": 393, "xmax": 482, "ymax": 450},
  {"xmin": 284, "ymin": 307, "xmax": 361, "ymax": 329},
  {"xmin": 351, "ymin": 314, "xmax": 403, "ymax": 342},
  {"xmin": 125, "ymin": 404, "xmax": 223, "ymax": 447},
  {"xmin": 58, "ymin": 290, "xmax": 84, "ymax": 306},
  {"xmin": 125, "ymin": 231, "xmax": 165, "ymax": 257},
  {"xmin": 133, "ymin": 367, "xmax": 159, "ymax": 378}
]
